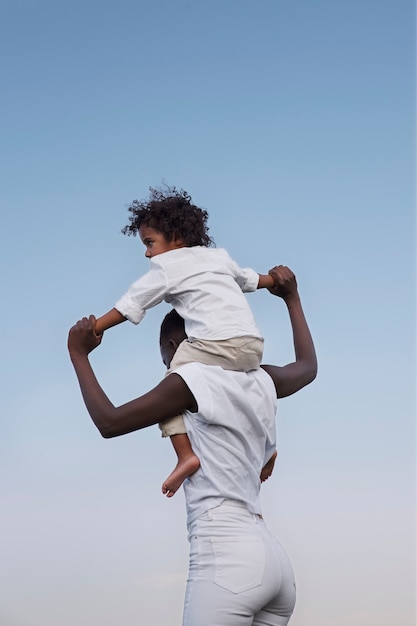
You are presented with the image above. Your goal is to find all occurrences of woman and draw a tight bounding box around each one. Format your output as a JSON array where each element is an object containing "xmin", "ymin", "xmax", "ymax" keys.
[{"xmin": 68, "ymin": 265, "xmax": 317, "ymax": 625}]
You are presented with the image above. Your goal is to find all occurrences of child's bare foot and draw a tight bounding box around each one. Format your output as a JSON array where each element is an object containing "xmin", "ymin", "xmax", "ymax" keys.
[
  {"xmin": 162, "ymin": 454, "xmax": 200, "ymax": 497},
  {"xmin": 260, "ymin": 450, "xmax": 278, "ymax": 482}
]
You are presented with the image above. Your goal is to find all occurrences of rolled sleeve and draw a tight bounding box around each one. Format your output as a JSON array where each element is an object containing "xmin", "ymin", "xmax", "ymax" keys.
[
  {"xmin": 115, "ymin": 264, "xmax": 168, "ymax": 324},
  {"xmin": 234, "ymin": 266, "xmax": 259, "ymax": 292},
  {"xmin": 115, "ymin": 294, "xmax": 146, "ymax": 325},
  {"xmin": 221, "ymin": 251, "xmax": 259, "ymax": 292}
]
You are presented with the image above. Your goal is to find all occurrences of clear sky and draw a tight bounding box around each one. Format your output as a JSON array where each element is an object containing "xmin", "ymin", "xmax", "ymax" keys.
[{"xmin": 0, "ymin": 1, "xmax": 415, "ymax": 625}]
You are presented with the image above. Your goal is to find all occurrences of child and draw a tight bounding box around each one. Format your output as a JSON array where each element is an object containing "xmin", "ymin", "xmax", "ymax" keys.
[{"xmin": 95, "ymin": 185, "xmax": 275, "ymax": 497}]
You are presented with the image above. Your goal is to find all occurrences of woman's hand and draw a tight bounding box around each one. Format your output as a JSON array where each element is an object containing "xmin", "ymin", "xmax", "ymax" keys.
[
  {"xmin": 68, "ymin": 315, "xmax": 102, "ymax": 359},
  {"xmin": 268, "ymin": 265, "xmax": 298, "ymax": 300}
]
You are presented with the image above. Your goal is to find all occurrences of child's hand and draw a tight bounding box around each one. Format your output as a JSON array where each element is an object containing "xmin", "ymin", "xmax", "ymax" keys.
[
  {"xmin": 260, "ymin": 451, "xmax": 277, "ymax": 482},
  {"xmin": 68, "ymin": 315, "xmax": 102, "ymax": 359},
  {"xmin": 268, "ymin": 266, "xmax": 298, "ymax": 299}
]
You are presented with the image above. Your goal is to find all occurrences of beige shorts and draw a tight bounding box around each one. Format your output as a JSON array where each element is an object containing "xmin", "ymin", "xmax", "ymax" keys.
[{"xmin": 159, "ymin": 336, "xmax": 264, "ymax": 437}]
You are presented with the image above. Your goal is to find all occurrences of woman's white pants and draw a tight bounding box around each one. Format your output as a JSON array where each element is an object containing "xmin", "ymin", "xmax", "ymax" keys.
[{"xmin": 182, "ymin": 500, "xmax": 296, "ymax": 626}]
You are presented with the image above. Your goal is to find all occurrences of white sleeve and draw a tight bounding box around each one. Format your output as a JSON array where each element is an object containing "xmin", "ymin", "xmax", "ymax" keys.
[
  {"xmin": 234, "ymin": 266, "xmax": 259, "ymax": 292},
  {"xmin": 173, "ymin": 363, "xmax": 214, "ymax": 419},
  {"xmin": 115, "ymin": 264, "xmax": 168, "ymax": 324},
  {"xmin": 222, "ymin": 251, "xmax": 259, "ymax": 292}
]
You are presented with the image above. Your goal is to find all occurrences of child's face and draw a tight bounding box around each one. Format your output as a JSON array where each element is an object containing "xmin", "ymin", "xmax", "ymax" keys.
[{"xmin": 139, "ymin": 226, "xmax": 183, "ymax": 258}]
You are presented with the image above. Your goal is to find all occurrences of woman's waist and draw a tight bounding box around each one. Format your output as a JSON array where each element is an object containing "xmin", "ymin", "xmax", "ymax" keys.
[{"xmin": 187, "ymin": 499, "xmax": 264, "ymax": 538}]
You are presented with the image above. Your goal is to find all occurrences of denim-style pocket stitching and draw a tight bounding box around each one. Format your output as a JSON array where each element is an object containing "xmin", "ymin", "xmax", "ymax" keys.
[{"xmin": 210, "ymin": 536, "xmax": 265, "ymax": 594}]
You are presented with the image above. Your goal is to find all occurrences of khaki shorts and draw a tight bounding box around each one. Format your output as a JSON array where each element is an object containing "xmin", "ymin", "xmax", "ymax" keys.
[{"xmin": 159, "ymin": 336, "xmax": 264, "ymax": 437}]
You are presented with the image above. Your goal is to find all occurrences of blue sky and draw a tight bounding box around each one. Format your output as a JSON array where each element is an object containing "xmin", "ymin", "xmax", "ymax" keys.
[{"xmin": 0, "ymin": 1, "xmax": 415, "ymax": 625}]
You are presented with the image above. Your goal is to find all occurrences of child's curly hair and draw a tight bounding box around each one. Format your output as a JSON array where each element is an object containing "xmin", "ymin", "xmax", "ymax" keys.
[{"xmin": 122, "ymin": 185, "xmax": 215, "ymax": 247}]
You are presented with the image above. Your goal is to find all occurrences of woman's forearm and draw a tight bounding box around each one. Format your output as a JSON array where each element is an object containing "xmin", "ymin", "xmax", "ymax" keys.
[
  {"xmin": 70, "ymin": 353, "xmax": 118, "ymax": 437},
  {"xmin": 285, "ymin": 293, "xmax": 317, "ymax": 374}
]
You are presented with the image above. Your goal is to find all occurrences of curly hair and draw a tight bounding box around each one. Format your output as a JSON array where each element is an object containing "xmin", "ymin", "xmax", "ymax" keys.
[{"xmin": 122, "ymin": 186, "xmax": 215, "ymax": 247}]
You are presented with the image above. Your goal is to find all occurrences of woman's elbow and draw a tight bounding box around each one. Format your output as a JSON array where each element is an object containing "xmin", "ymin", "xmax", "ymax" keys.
[
  {"xmin": 92, "ymin": 414, "xmax": 118, "ymax": 439},
  {"xmin": 98, "ymin": 420, "xmax": 122, "ymax": 438},
  {"xmin": 304, "ymin": 361, "xmax": 318, "ymax": 386},
  {"xmin": 100, "ymin": 427, "xmax": 116, "ymax": 439},
  {"xmin": 308, "ymin": 363, "xmax": 318, "ymax": 384},
  {"xmin": 295, "ymin": 362, "xmax": 318, "ymax": 392}
]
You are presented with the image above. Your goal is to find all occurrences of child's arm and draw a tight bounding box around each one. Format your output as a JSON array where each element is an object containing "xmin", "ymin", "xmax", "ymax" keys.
[
  {"xmin": 257, "ymin": 273, "xmax": 275, "ymax": 289},
  {"xmin": 95, "ymin": 308, "xmax": 127, "ymax": 336}
]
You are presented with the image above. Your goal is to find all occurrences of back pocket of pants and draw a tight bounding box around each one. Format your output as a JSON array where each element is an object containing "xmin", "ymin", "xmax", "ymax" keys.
[{"xmin": 210, "ymin": 536, "xmax": 265, "ymax": 593}]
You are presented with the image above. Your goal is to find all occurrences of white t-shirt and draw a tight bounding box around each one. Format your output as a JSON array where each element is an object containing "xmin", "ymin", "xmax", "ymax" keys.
[
  {"xmin": 115, "ymin": 247, "xmax": 262, "ymax": 340},
  {"xmin": 174, "ymin": 362, "xmax": 277, "ymax": 525}
]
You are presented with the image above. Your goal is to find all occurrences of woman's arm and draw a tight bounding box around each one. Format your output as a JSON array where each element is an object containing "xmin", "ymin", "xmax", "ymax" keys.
[
  {"xmin": 261, "ymin": 266, "xmax": 317, "ymax": 398},
  {"xmin": 68, "ymin": 315, "xmax": 195, "ymax": 438}
]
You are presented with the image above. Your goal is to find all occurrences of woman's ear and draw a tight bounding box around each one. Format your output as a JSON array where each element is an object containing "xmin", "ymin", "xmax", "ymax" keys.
[{"xmin": 170, "ymin": 338, "xmax": 179, "ymax": 351}]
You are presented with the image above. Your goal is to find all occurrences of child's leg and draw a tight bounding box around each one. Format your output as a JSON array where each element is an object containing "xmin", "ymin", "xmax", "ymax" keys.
[
  {"xmin": 162, "ymin": 433, "xmax": 201, "ymax": 498},
  {"xmin": 159, "ymin": 340, "xmax": 207, "ymax": 497},
  {"xmin": 170, "ymin": 336, "xmax": 264, "ymax": 372},
  {"xmin": 159, "ymin": 413, "xmax": 200, "ymax": 497},
  {"xmin": 159, "ymin": 336, "xmax": 263, "ymax": 497}
]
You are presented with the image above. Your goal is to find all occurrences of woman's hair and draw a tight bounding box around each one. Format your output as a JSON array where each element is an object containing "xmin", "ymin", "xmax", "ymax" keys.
[
  {"xmin": 122, "ymin": 185, "xmax": 215, "ymax": 247},
  {"xmin": 159, "ymin": 309, "xmax": 186, "ymax": 344}
]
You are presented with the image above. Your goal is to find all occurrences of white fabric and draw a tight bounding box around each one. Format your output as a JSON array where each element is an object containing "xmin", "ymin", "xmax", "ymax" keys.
[
  {"xmin": 173, "ymin": 363, "xmax": 277, "ymax": 525},
  {"xmin": 115, "ymin": 247, "xmax": 262, "ymax": 340},
  {"xmin": 183, "ymin": 500, "xmax": 296, "ymax": 626},
  {"xmin": 159, "ymin": 336, "xmax": 264, "ymax": 437}
]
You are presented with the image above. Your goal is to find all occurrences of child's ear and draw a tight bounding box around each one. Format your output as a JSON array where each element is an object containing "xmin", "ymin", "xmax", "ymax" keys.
[{"xmin": 173, "ymin": 234, "xmax": 185, "ymax": 247}]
